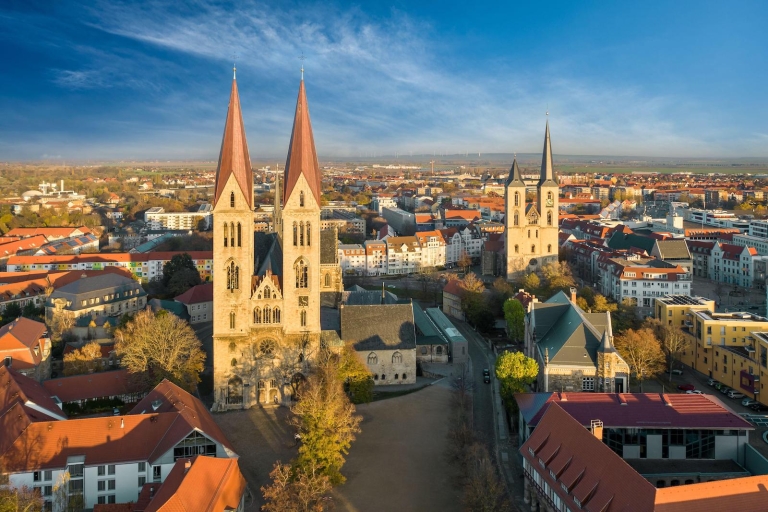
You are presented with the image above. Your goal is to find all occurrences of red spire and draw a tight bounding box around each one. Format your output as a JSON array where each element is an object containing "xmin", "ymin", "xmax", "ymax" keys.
[
  {"xmin": 214, "ymin": 75, "xmax": 253, "ymax": 209},
  {"xmin": 283, "ymin": 79, "xmax": 321, "ymax": 206}
]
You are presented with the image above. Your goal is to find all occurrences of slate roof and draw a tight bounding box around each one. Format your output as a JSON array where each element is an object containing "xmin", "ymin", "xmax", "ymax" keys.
[
  {"xmin": 48, "ymin": 273, "xmax": 146, "ymax": 312},
  {"xmin": 340, "ymin": 303, "xmax": 416, "ymax": 351},
  {"xmin": 341, "ymin": 290, "xmax": 403, "ymax": 306},
  {"xmin": 320, "ymin": 228, "xmax": 338, "ymax": 264},
  {"xmin": 254, "ymin": 232, "xmax": 282, "ymax": 278},
  {"xmin": 530, "ymin": 290, "xmax": 611, "ymax": 366},
  {"xmin": 606, "ymin": 232, "xmax": 655, "ymax": 253},
  {"xmin": 505, "ymin": 158, "xmax": 525, "ymax": 187},
  {"xmin": 412, "ymin": 303, "xmax": 446, "ymax": 345},
  {"xmin": 148, "ymin": 299, "xmax": 190, "ymax": 320}
]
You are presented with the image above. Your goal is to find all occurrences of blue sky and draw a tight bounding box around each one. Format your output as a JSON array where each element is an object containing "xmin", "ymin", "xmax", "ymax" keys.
[{"xmin": 1, "ymin": 0, "xmax": 766, "ymax": 161}]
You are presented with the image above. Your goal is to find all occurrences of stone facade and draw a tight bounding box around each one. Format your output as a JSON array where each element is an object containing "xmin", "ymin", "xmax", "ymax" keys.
[{"xmin": 362, "ymin": 348, "xmax": 417, "ymax": 386}]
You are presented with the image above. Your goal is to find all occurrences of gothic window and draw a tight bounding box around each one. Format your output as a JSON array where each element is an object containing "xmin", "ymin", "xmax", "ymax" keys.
[
  {"xmin": 514, "ymin": 244, "xmax": 519, "ymax": 254},
  {"xmin": 230, "ymin": 192, "xmax": 235, "ymax": 208},
  {"xmin": 237, "ymin": 223, "xmax": 242, "ymax": 247},
  {"xmin": 436, "ymin": 346, "xmax": 443, "ymax": 355},
  {"xmin": 264, "ymin": 287, "xmax": 271, "ymax": 299},
  {"xmin": 392, "ymin": 351, "xmax": 403, "ymax": 364},
  {"xmin": 532, "ymin": 245, "xmax": 536, "ymax": 253},
  {"xmin": 264, "ymin": 307, "xmax": 272, "ymax": 324},
  {"xmin": 224, "ymin": 223, "xmax": 229, "ymax": 247},
  {"xmin": 548, "ymin": 244, "xmax": 552, "ymax": 253},
  {"xmin": 306, "ymin": 223, "xmax": 311, "ymax": 246},
  {"xmin": 293, "ymin": 222, "xmax": 298, "ymax": 246},
  {"xmin": 514, "ymin": 212, "xmax": 519, "ymax": 226},
  {"xmin": 300, "ymin": 310, "xmax": 307, "ymax": 327},
  {"xmin": 536, "ymin": 229, "xmax": 538, "ymax": 238},
  {"xmin": 528, "ymin": 230, "xmax": 531, "ymax": 238},
  {"xmin": 227, "ymin": 262, "xmax": 239, "ymax": 291},
  {"xmin": 547, "ymin": 211, "xmax": 553, "ymax": 226},
  {"xmin": 230, "ymin": 222, "xmax": 235, "ymax": 247},
  {"xmin": 254, "ymin": 307, "xmax": 261, "ymax": 323},
  {"xmin": 548, "ymin": 191, "xmax": 553, "ymax": 201},
  {"xmin": 274, "ymin": 308, "xmax": 281, "ymax": 323},
  {"xmin": 514, "ymin": 192, "xmax": 520, "ymax": 207},
  {"xmin": 368, "ymin": 352, "xmax": 378, "ymax": 365},
  {"xmin": 324, "ymin": 273, "xmax": 331, "ymax": 287},
  {"xmin": 229, "ymin": 311, "xmax": 235, "ymax": 329},
  {"xmin": 295, "ymin": 260, "xmax": 308, "ymax": 288},
  {"xmin": 300, "ymin": 222, "xmax": 304, "ymax": 246}
]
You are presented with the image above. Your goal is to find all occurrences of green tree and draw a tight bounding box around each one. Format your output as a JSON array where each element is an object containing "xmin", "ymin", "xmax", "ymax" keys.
[
  {"xmin": 167, "ymin": 267, "xmax": 202, "ymax": 297},
  {"xmin": 261, "ymin": 462, "xmax": 332, "ymax": 512},
  {"xmin": 591, "ymin": 294, "xmax": 617, "ymax": 313},
  {"xmin": 542, "ymin": 261, "xmax": 575, "ymax": 295},
  {"xmin": 503, "ymin": 299, "xmax": 525, "ymax": 342},
  {"xmin": 495, "ymin": 351, "xmax": 539, "ymax": 404},
  {"xmin": 114, "ymin": 308, "xmax": 206, "ymax": 391},
  {"xmin": 613, "ymin": 298, "xmax": 640, "ymax": 333},
  {"xmin": 162, "ymin": 253, "xmax": 200, "ymax": 288},
  {"xmin": 334, "ymin": 345, "xmax": 375, "ymax": 404}
]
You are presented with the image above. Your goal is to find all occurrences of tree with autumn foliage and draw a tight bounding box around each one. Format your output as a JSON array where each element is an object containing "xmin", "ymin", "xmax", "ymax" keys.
[
  {"xmin": 63, "ymin": 341, "xmax": 103, "ymax": 376},
  {"xmin": 614, "ymin": 328, "xmax": 665, "ymax": 392}
]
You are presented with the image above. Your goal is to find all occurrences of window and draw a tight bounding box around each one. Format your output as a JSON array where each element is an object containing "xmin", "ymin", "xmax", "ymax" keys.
[
  {"xmin": 547, "ymin": 244, "xmax": 552, "ymax": 253},
  {"xmin": 227, "ymin": 262, "xmax": 239, "ymax": 291},
  {"xmin": 237, "ymin": 222, "xmax": 242, "ymax": 247},
  {"xmin": 381, "ymin": 374, "xmax": 386, "ymax": 380},
  {"xmin": 173, "ymin": 431, "xmax": 217, "ymax": 461},
  {"xmin": 230, "ymin": 222, "xmax": 235, "ymax": 247},
  {"xmin": 392, "ymin": 351, "xmax": 403, "ymax": 364},
  {"xmin": 138, "ymin": 463, "xmax": 146, "ymax": 473},
  {"xmin": 300, "ymin": 310, "xmax": 307, "ymax": 327},
  {"xmin": 582, "ymin": 377, "xmax": 595, "ymax": 391},
  {"xmin": 300, "ymin": 221, "xmax": 304, "ymax": 246},
  {"xmin": 264, "ymin": 287, "xmax": 271, "ymax": 299},
  {"xmin": 229, "ymin": 311, "xmax": 236, "ymax": 329},
  {"xmin": 230, "ymin": 192, "xmax": 235, "ymax": 207},
  {"xmin": 436, "ymin": 346, "xmax": 443, "ymax": 355},
  {"xmin": 300, "ymin": 191, "xmax": 305, "ymax": 207},
  {"xmin": 528, "ymin": 229, "xmax": 531, "ymax": 238},
  {"xmin": 139, "ymin": 476, "xmax": 146, "ymax": 487},
  {"xmin": 274, "ymin": 308, "xmax": 280, "ymax": 323},
  {"xmin": 394, "ymin": 374, "xmax": 399, "ymax": 379},
  {"xmin": 34, "ymin": 471, "xmax": 41, "ymax": 482},
  {"xmin": 97, "ymin": 466, "xmax": 105, "ymax": 476},
  {"xmin": 108, "ymin": 465, "xmax": 115, "ymax": 475},
  {"xmin": 368, "ymin": 353, "xmax": 378, "ymax": 365},
  {"xmin": 98, "ymin": 481, "xmax": 106, "ymax": 492},
  {"xmin": 306, "ymin": 223, "xmax": 311, "ymax": 246},
  {"xmin": 514, "ymin": 192, "xmax": 520, "ymax": 207},
  {"xmin": 547, "ymin": 211, "xmax": 553, "ymax": 226},
  {"xmin": 264, "ymin": 307, "xmax": 272, "ymax": 323},
  {"xmin": 293, "ymin": 222, "xmax": 298, "ymax": 246},
  {"xmin": 153, "ymin": 466, "xmax": 161, "ymax": 482},
  {"xmin": 44, "ymin": 471, "xmax": 51, "ymax": 481},
  {"xmin": 295, "ymin": 260, "xmax": 308, "ymax": 288},
  {"xmin": 532, "ymin": 245, "xmax": 536, "ymax": 253},
  {"xmin": 254, "ymin": 307, "xmax": 261, "ymax": 323},
  {"xmin": 514, "ymin": 212, "xmax": 519, "ymax": 226},
  {"xmin": 514, "ymin": 244, "xmax": 519, "ymax": 254},
  {"xmin": 324, "ymin": 273, "xmax": 331, "ymax": 287},
  {"xmin": 402, "ymin": 373, "xmax": 407, "ymax": 379}
]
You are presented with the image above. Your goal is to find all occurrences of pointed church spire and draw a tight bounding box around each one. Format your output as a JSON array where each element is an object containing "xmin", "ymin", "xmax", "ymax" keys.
[
  {"xmin": 598, "ymin": 312, "xmax": 615, "ymax": 353},
  {"xmin": 283, "ymin": 78, "xmax": 322, "ymax": 206},
  {"xmin": 539, "ymin": 119, "xmax": 556, "ymax": 185},
  {"xmin": 505, "ymin": 157, "xmax": 525, "ymax": 187},
  {"xmin": 214, "ymin": 73, "xmax": 253, "ymax": 209}
]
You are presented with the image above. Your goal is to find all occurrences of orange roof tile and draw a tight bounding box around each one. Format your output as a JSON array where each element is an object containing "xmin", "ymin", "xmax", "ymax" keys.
[{"xmin": 655, "ymin": 475, "xmax": 768, "ymax": 511}]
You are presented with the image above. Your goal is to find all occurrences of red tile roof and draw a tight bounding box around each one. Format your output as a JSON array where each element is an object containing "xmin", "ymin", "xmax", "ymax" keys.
[
  {"xmin": 0, "ymin": 235, "xmax": 48, "ymax": 258},
  {"xmin": 442, "ymin": 280, "xmax": 464, "ymax": 298},
  {"xmin": 43, "ymin": 369, "xmax": 143, "ymax": 403},
  {"xmin": 520, "ymin": 392, "xmax": 753, "ymax": 430},
  {"xmin": 174, "ymin": 283, "xmax": 213, "ymax": 305},
  {"xmin": 5, "ymin": 227, "xmax": 91, "ymax": 239},
  {"xmin": 142, "ymin": 456, "xmax": 246, "ymax": 512},
  {"xmin": 655, "ymin": 474, "xmax": 768, "ymax": 511},
  {"xmin": 0, "ymin": 317, "xmax": 48, "ymax": 368},
  {"xmin": 520, "ymin": 403, "xmax": 657, "ymax": 511}
]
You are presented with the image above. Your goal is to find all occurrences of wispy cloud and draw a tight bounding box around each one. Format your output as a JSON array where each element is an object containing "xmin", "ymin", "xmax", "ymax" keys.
[{"xmin": 1, "ymin": 0, "xmax": 762, "ymax": 159}]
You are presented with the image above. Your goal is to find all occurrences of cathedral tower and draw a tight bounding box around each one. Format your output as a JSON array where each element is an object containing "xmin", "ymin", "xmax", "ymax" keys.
[
  {"xmin": 212, "ymin": 69, "xmax": 255, "ymax": 340},
  {"xmin": 504, "ymin": 121, "xmax": 560, "ymax": 281}
]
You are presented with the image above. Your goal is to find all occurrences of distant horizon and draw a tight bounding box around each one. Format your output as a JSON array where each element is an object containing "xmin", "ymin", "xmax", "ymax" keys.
[{"xmin": 1, "ymin": 1, "xmax": 766, "ymax": 161}]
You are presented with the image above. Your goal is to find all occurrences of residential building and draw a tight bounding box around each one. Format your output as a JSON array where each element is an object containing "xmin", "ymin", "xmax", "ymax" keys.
[
  {"xmin": 0, "ymin": 317, "xmax": 50, "ymax": 381},
  {"xmin": 442, "ymin": 280, "xmax": 465, "ymax": 322},
  {"xmin": 174, "ymin": 283, "xmax": 213, "ymax": 324},
  {"xmin": 319, "ymin": 209, "xmax": 366, "ymax": 235},
  {"xmin": 525, "ymin": 290, "xmax": 630, "ymax": 393},
  {"xmin": 338, "ymin": 244, "xmax": 366, "ymax": 274},
  {"xmin": 5, "ymin": 226, "xmax": 93, "ymax": 241},
  {"xmin": 654, "ymin": 295, "xmax": 717, "ymax": 329},
  {"xmin": 144, "ymin": 203, "xmax": 212, "ymax": 231},
  {"xmin": 598, "ymin": 254, "xmax": 691, "ymax": 314},
  {"xmin": 732, "ymin": 233, "xmax": 768, "ymax": 256},
  {"xmin": 381, "ymin": 207, "xmax": 416, "ymax": 235},
  {"xmin": 385, "ymin": 236, "xmax": 422, "ymax": 275},
  {"xmin": 370, "ymin": 194, "xmax": 397, "ymax": 214},
  {"xmin": 1, "ymin": 370, "xmax": 239, "ymax": 511},
  {"xmin": 363, "ymin": 240, "xmax": 386, "ymax": 276},
  {"xmin": 45, "ymin": 273, "xmax": 148, "ymax": 323},
  {"xmin": 415, "ymin": 230, "xmax": 446, "ymax": 268},
  {"xmin": 43, "ymin": 369, "xmax": 147, "ymax": 407},
  {"xmin": 412, "ymin": 305, "xmax": 449, "ymax": 364},
  {"xmin": 504, "ymin": 122, "xmax": 559, "ymax": 280},
  {"xmin": 7, "ymin": 252, "xmax": 214, "ymax": 282}
]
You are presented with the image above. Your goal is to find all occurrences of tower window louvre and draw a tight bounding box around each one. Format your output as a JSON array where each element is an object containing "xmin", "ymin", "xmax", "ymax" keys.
[
  {"xmin": 293, "ymin": 222, "xmax": 298, "ymax": 246},
  {"xmin": 223, "ymin": 223, "xmax": 229, "ymax": 247},
  {"xmin": 514, "ymin": 192, "xmax": 520, "ymax": 207},
  {"xmin": 306, "ymin": 223, "xmax": 311, "ymax": 246},
  {"xmin": 229, "ymin": 311, "xmax": 236, "ymax": 329},
  {"xmin": 300, "ymin": 191, "xmax": 305, "ymax": 207},
  {"xmin": 230, "ymin": 222, "xmax": 235, "ymax": 247},
  {"xmin": 230, "ymin": 192, "xmax": 235, "ymax": 208},
  {"xmin": 237, "ymin": 223, "xmax": 242, "ymax": 247}
]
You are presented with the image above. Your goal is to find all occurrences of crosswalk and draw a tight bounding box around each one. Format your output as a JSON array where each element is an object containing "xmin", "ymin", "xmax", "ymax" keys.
[{"xmin": 740, "ymin": 413, "xmax": 768, "ymax": 427}]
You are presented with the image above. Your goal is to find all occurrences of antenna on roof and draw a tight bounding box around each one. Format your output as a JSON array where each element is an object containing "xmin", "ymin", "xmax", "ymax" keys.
[{"xmin": 299, "ymin": 52, "xmax": 305, "ymax": 80}]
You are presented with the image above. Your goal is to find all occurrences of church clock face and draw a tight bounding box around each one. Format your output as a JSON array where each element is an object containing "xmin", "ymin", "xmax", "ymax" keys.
[
  {"xmin": 299, "ymin": 296, "xmax": 309, "ymax": 307},
  {"xmin": 546, "ymin": 198, "xmax": 553, "ymax": 207}
]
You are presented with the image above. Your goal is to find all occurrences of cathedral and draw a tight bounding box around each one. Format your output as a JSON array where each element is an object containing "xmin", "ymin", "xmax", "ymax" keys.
[
  {"xmin": 504, "ymin": 121, "xmax": 560, "ymax": 281},
  {"xmin": 211, "ymin": 70, "xmax": 343, "ymax": 411}
]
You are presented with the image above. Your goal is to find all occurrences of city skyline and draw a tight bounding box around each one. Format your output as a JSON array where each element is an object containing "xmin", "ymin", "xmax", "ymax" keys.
[{"xmin": 1, "ymin": 1, "xmax": 767, "ymax": 161}]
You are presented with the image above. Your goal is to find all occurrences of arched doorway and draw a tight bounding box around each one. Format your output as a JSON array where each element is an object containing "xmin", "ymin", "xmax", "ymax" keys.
[
  {"xmin": 227, "ymin": 376, "xmax": 243, "ymax": 405},
  {"xmin": 290, "ymin": 373, "xmax": 307, "ymax": 401}
]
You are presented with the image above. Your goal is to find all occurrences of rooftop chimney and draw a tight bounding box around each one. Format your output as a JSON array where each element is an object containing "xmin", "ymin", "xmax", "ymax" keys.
[
  {"xmin": 184, "ymin": 459, "xmax": 192, "ymax": 472},
  {"xmin": 120, "ymin": 418, "xmax": 124, "ymax": 429},
  {"xmin": 570, "ymin": 287, "xmax": 577, "ymax": 304},
  {"xmin": 590, "ymin": 419, "xmax": 604, "ymax": 440}
]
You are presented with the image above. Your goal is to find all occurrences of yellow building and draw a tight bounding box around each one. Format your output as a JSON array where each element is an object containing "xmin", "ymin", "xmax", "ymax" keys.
[{"xmin": 655, "ymin": 295, "xmax": 715, "ymax": 331}]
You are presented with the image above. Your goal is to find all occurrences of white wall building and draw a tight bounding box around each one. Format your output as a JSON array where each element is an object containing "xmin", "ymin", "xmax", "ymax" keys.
[
  {"xmin": 339, "ymin": 244, "xmax": 366, "ymax": 274},
  {"xmin": 144, "ymin": 203, "xmax": 212, "ymax": 231}
]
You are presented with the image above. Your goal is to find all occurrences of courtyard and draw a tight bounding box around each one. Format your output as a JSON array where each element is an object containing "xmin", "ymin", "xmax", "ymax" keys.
[{"xmin": 214, "ymin": 382, "xmax": 462, "ymax": 512}]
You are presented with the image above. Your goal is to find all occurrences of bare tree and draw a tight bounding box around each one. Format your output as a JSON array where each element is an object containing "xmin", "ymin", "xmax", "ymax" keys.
[
  {"xmin": 63, "ymin": 341, "xmax": 102, "ymax": 376},
  {"xmin": 462, "ymin": 444, "xmax": 511, "ymax": 512}
]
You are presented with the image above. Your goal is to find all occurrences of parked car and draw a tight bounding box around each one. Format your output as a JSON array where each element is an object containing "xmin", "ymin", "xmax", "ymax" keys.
[
  {"xmin": 749, "ymin": 403, "xmax": 768, "ymax": 412},
  {"xmin": 743, "ymin": 398, "xmax": 758, "ymax": 407},
  {"xmin": 727, "ymin": 390, "xmax": 745, "ymax": 399},
  {"xmin": 484, "ymin": 374, "xmax": 491, "ymax": 384},
  {"xmin": 719, "ymin": 386, "xmax": 731, "ymax": 394},
  {"xmin": 677, "ymin": 384, "xmax": 696, "ymax": 391},
  {"xmin": 112, "ymin": 408, "xmax": 120, "ymax": 416},
  {"xmin": 671, "ymin": 369, "xmax": 683, "ymax": 375},
  {"xmin": 707, "ymin": 378, "xmax": 716, "ymax": 386},
  {"xmin": 686, "ymin": 389, "xmax": 704, "ymax": 394},
  {"xmin": 483, "ymin": 368, "xmax": 490, "ymax": 377}
]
